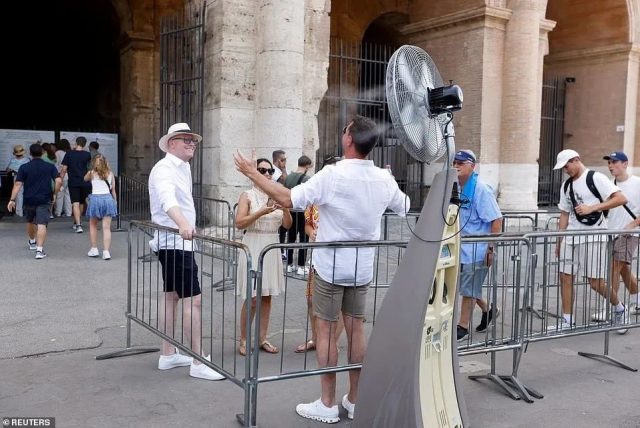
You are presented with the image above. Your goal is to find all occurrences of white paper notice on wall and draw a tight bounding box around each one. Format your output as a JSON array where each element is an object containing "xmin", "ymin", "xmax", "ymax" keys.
[
  {"xmin": 0, "ymin": 129, "xmax": 56, "ymax": 172},
  {"xmin": 60, "ymin": 131, "xmax": 119, "ymax": 174},
  {"xmin": 616, "ymin": 125, "xmax": 625, "ymax": 133}
]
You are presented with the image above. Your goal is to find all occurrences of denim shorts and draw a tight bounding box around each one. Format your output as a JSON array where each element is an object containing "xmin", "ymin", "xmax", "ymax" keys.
[{"xmin": 458, "ymin": 261, "xmax": 489, "ymax": 299}]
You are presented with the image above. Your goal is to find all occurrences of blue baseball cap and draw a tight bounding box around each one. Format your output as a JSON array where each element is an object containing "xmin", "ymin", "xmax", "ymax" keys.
[
  {"xmin": 454, "ymin": 150, "xmax": 476, "ymax": 163},
  {"xmin": 603, "ymin": 151, "xmax": 628, "ymax": 162}
]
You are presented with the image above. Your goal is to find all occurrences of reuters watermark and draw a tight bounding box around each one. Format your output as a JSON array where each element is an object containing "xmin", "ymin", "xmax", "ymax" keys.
[{"xmin": 1, "ymin": 418, "xmax": 55, "ymax": 427}]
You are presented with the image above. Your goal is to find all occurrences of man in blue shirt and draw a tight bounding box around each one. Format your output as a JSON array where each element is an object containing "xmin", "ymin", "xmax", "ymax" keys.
[
  {"xmin": 454, "ymin": 150, "xmax": 503, "ymax": 340},
  {"xmin": 7, "ymin": 144, "xmax": 61, "ymax": 259}
]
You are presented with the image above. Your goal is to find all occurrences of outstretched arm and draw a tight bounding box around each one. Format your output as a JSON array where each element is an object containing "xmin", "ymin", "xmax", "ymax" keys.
[{"xmin": 234, "ymin": 150, "xmax": 293, "ymax": 208}]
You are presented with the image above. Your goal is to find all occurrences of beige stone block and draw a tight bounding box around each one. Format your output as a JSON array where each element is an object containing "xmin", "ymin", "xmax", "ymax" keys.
[
  {"xmin": 256, "ymin": 51, "xmax": 304, "ymax": 108},
  {"xmin": 258, "ymin": 0, "xmax": 305, "ymax": 53}
]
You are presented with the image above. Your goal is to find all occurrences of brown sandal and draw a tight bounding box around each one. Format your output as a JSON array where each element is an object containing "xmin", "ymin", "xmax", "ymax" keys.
[
  {"xmin": 238, "ymin": 340, "xmax": 246, "ymax": 356},
  {"xmin": 295, "ymin": 339, "xmax": 316, "ymax": 353},
  {"xmin": 260, "ymin": 340, "xmax": 279, "ymax": 354}
]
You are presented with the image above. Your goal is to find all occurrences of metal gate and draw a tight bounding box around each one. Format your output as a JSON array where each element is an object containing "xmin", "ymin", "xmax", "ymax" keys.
[
  {"xmin": 318, "ymin": 38, "xmax": 424, "ymax": 210},
  {"xmin": 160, "ymin": 3, "xmax": 205, "ymax": 195},
  {"xmin": 538, "ymin": 76, "xmax": 568, "ymax": 206}
]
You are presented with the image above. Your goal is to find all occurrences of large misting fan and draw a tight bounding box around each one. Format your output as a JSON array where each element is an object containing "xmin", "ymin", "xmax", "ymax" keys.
[{"xmin": 355, "ymin": 45, "xmax": 466, "ymax": 428}]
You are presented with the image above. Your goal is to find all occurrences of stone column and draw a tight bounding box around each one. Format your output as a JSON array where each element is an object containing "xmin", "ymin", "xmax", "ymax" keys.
[
  {"xmin": 302, "ymin": 0, "xmax": 331, "ymax": 156},
  {"xmin": 255, "ymin": 0, "xmax": 305, "ymax": 166},
  {"xmin": 119, "ymin": 31, "xmax": 157, "ymax": 180},
  {"xmin": 497, "ymin": 0, "xmax": 548, "ymax": 210},
  {"xmin": 202, "ymin": 0, "xmax": 257, "ymax": 203}
]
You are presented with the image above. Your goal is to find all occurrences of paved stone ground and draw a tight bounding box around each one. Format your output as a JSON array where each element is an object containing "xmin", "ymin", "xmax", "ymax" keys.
[{"xmin": 1, "ymin": 216, "xmax": 640, "ymax": 427}]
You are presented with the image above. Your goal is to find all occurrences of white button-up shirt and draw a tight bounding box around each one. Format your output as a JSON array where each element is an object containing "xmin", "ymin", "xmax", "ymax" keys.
[
  {"xmin": 291, "ymin": 159, "xmax": 410, "ymax": 286},
  {"xmin": 149, "ymin": 153, "xmax": 196, "ymax": 251}
]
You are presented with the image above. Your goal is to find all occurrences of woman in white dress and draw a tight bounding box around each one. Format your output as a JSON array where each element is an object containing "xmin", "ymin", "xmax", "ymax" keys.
[{"xmin": 236, "ymin": 158, "xmax": 292, "ymax": 355}]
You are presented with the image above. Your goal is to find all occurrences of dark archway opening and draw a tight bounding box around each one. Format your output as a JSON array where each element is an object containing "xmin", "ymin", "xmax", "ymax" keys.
[{"xmin": 0, "ymin": 0, "xmax": 121, "ymax": 133}]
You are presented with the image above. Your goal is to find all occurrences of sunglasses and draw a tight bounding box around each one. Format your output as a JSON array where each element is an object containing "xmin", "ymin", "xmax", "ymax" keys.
[
  {"xmin": 257, "ymin": 167, "xmax": 275, "ymax": 175},
  {"xmin": 172, "ymin": 137, "xmax": 199, "ymax": 145}
]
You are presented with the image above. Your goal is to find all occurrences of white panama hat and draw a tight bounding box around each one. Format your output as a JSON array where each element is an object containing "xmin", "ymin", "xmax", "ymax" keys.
[{"xmin": 158, "ymin": 122, "xmax": 202, "ymax": 153}]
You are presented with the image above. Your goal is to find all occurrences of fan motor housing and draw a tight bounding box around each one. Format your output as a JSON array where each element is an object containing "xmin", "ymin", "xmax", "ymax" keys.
[{"xmin": 428, "ymin": 85, "xmax": 463, "ymax": 116}]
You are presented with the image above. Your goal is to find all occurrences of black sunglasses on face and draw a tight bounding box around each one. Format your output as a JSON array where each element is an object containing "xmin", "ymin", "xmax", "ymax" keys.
[{"xmin": 257, "ymin": 167, "xmax": 275, "ymax": 175}]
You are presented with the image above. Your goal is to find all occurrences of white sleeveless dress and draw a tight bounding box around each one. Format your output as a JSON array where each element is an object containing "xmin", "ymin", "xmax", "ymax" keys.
[{"xmin": 236, "ymin": 187, "xmax": 285, "ymax": 299}]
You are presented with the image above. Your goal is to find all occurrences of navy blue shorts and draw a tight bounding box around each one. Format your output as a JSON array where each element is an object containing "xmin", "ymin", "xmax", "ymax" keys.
[
  {"xmin": 24, "ymin": 204, "xmax": 50, "ymax": 226},
  {"xmin": 158, "ymin": 250, "xmax": 201, "ymax": 298}
]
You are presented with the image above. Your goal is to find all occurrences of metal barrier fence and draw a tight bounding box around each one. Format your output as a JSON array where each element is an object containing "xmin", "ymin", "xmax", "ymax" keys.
[
  {"xmin": 97, "ymin": 221, "xmax": 254, "ymax": 400},
  {"xmin": 523, "ymin": 228, "xmax": 640, "ymax": 372},
  {"xmin": 103, "ymin": 217, "xmax": 640, "ymax": 426},
  {"xmin": 116, "ymin": 175, "xmax": 235, "ymax": 238}
]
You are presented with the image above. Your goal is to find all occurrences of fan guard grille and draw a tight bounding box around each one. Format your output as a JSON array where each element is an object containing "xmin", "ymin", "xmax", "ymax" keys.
[{"xmin": 386, "ymin": 45, "xmax": 450, "ymax": 164}]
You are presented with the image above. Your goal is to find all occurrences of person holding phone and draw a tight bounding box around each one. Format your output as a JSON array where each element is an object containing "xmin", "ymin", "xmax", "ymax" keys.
[{"xmin": 235, "ymin": 157, "xmax": 292, "ymax": 356}]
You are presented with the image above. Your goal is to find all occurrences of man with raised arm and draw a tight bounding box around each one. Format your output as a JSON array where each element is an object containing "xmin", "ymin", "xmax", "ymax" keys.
[{"xmin": 235, "ymin": 115, "xmax": 410, "ymax": 423}]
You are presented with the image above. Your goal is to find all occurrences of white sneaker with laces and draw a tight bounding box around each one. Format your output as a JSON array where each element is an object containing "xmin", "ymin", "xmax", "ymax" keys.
[
  {"xmin": 296, "ymin": 266, "xmax": 310, "ymax": 276},
  {"xmin": 158, "ymin": 351, "xmax": 193, "ymax": 370},
  {"xmin": 296, "ymin": 399, "xmax": 340, "ymax": 424},
  {"xmin": 35, "ymin": 250, "xmax": 47, "ymax": 260},
  {"xmin": 614, "ymin": 308, "xmax": 629, "ymax": 335},
  {"xmin": 286, "ymin": 265, "xmax": 296, "ymax": 273},
  {"xmin": 189, "ymin": 355, "xmax": 225, "ymax": 381},
  {"xmin": 341, "ymin": 394, "xmax": 355, "ymax": 420},
  {"xmin": 75, "ymin": 225, "xmax": 83, "ymax": 233},
  {"xmin": 102, "ymin": 250, "xmax": 111, "ymax": 260},
  {"xmin": 88, "ymin": 247, "xmax": 99, "ymax": 257},
  {"xmin": 28, "ymin": 240, "xmax": 37, "ymax": 251}
]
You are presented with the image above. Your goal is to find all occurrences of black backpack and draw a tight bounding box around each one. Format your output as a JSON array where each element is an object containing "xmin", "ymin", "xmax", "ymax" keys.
[{"xmin": 562, "ymin": 170, "xmax": 608, "ymax": 226}]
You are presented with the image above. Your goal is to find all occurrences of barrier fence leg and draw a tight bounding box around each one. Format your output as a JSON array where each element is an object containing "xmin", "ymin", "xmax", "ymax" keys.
[
  {"xmin": 578, "ymin": 331, "xmax": 638, "ymax": 372},
  {"xmin": 96, "ymin": 315, "xmax": 160, "ymax": 360},
  {"xmin": 96, "ymin": 224, "xmax": 158, "ymax": 360},
  {"xmin": 468, "ymin": 265, "xmax": 521, "ymax": 400}
]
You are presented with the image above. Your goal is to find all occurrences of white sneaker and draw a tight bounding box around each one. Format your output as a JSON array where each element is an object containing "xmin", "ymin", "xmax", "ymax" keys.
[
  {"xmin": 341, "ymin": 394, "xmax": 355, "ymax": 420},
  {"xmin": 287, "ymin": 265, "xmax": 296, "ymax": 273},
  {"xmin": 614, "ymin": 308, "xmax": 629, "ymax": 335},
  {"xmin": 591, "ymin": 309, "xmax": 607, "ymax": 322},
  {"xmin": 28, "ymin": 240, "xmax": 37, "ymax": 251},
  {"xmin": 559, "ymin": 318, "xmax": 575, "ymax": 331},
  {"xmin": 296, "ymin": 399, "xmax": 340, "ymax": 424},
  {"xmin": 75, "ymin": 225, "xmax": 83, "ymax": 233},
  {"xmin": 102, "ymin": 250, "xmax": 111, "ymax": 260},
  {"xmin": 35, "ymin": 250, "xmax": 47, "ymax": 260},
  {"xmin": 88, "ymin": 247, "xmax": 100, "ymax": 257},
  {"xmin": 631, "ymin": 303, "xmax": 640, "ymax": 315},
  {"xmin": 158, "ymin": 351, "xmax": 193, "ymax": 370},
  {"xmin": 189, "ymin": 355, "xmax": 225, "ymax": 381},
  {"xmin": 297, "ymin": 266, "xmax": 310, "ymax": 276}
]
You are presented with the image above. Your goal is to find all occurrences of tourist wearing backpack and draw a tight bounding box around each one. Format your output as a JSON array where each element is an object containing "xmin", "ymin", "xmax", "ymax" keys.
[{"xmin": 554, "ymin": 149, "xmax": 627, "ymax": 331}]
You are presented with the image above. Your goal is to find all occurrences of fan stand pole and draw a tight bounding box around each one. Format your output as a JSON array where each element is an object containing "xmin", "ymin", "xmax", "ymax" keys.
[{"xmin": 354, "ymin": 163, "xmax": 468, "ymax": 428}]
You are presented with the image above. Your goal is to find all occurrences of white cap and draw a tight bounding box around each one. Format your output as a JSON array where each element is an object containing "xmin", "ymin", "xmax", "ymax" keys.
[
  {"xmin": 553, "ymin": 149, "xmax": 580, "ymax": 170},
  {"xmin": 158, "ymin": 123, "xmax": 202, "ymax": 153}
]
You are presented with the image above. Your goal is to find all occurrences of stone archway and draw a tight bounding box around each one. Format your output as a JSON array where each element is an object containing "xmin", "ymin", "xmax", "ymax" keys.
[{"xmin": 545, "ymin": 0, "xmax": 636, "ymax": 171}]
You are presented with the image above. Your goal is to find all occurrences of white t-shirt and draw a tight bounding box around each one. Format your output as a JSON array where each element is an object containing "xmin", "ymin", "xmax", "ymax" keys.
[
  {"xmin": 608, "ymin": 175, "xmax": 640, "ymax": 230},
  {"xmin": 558, "ymin": 169, "xmax": 620, "ymax": 241},
  {"xmin": 291, "ymin": 159, "xmax": 410, "ymax": 286}
]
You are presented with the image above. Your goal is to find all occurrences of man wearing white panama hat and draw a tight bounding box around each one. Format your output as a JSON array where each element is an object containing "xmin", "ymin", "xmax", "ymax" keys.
[{"xmin": 148, "ymin": 122, "xmax": 224, "ymax": 381}]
